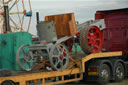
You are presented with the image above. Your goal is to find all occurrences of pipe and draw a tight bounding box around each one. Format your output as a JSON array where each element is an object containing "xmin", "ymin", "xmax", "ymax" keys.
[
  {"xmin": 36, "ymin": 12, "xmax": 40, "ymax": 24},
  {"xmin": 4, "ymin": 6, "xmax": 10, "ymax": 33}
]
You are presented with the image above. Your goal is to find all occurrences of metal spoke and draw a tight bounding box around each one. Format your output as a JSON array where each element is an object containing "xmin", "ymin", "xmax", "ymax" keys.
[
  {"xmin": 9, "ymin": 0, "xmax": 19, "ymax": 11},
  {"xmin": 16, "ymin": 45, "xmax": 35, "ymax": 71},
  {"xmin": 16, "ymin": 1, "xmax": 22, "ymax": 26},
  {"xmin": 20, "ymin": 14, "xmax": 25, "ymax": 31},
  {"xmin": 52, "ymin": 56, "xmax": 59, "ymax": 59},
  {"xmin": 9, "ymin": 11, "xmax": 24, "ymax": 15},
  {"xmin": 27, "ymin": 16, "xmax": 31, "ymax": 32},
  {"xmin": 21, "ymin": 47, "xmax": 26, "ymax": 55},
  {"xmin": 61, "ymin": 60, "xmax": 63, "ymax": 70},
  {"xmin": 94, "ymin": 45, "xmax": 99, "ymax": 49},
  {"xmin": 49, "ymin": 44, "xmax": 69, "ymax": 71},
  {"xmin": 19, "ymin": 56, "xmax": 25, "ymax": 59},
  {"xmin": 63, "ymin": 57, "xmax": 68, "ymax": 60},
  {"xmin": 55, "ymin": 61, "xmax": 59, "ymax": 66},
  {"xmin": 10, "ymin": 25, "xmax": 18, "ymax": 32},
  {"xmin": 27, "ymin": 62, "xmax": 32, "ymax": 68},
  {"xmin": 22, "ymin": 61, "xmax": 27, "ymax": 67},
  {"xmin": 61, "ymin": 48, "xmax": 65, "ymax": 54},
  {"xmin": 4, "ymin": 0, "xmax": 12, "ymax": 4},
  {"xmin": 10, "ymin": 16, "xmax": 20, "ymax": 29}
]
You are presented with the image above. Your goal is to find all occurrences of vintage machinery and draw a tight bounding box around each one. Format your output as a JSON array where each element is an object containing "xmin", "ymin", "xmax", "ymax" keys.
[
  {"xmin": 0, "ymin": 0, "xmax": 103, "ymax": 71},
  {"xmin": 95, "ymin": 8, "xmax": 128, "ymax": 54},
  {"xmin": 79, "ymin": 20, "xmax": 103, "ymax": 53},
  {"xmin": 16, "ymin": 13, "xmax": 78, "ymax": 71},
  {"xmin": 0, "ymin": 0, "xmax": 127, "ymax": 75},
  {"xmin": 16, "ymin": 12, "xmax": 104, "ymax": 71},
  {"xmin": 79, "ymin": 8, "xmax": 128, "ymax": 54}
]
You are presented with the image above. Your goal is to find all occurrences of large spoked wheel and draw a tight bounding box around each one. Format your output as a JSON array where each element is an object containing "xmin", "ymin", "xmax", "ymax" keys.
[
  {"xmin": 98, "ymin": 64, "xmax": 110, "ymax": 85},
  {"xmin": 0, "ymin": 0, "xmax": 32, "ymax": 33},
  {"xmin": 49, "ymin": 44, "xmax": 69, "ymax": 71},
  {"xmin": 16, "ymin": 45, "xmax": 36, "ymax": 71},
  {"xmin": 80, "ymin": 26, "xmax": 103, "ymax": 53},
  {"xmin": 114, "ymin": 63, "xmax": 124, "ymax": 82}
]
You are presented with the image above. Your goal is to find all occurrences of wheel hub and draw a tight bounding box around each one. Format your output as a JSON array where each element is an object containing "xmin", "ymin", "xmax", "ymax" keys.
[
  {"xmin": 116, "ymin": 67, "xmax": 123, "ymax": 79},
  {"xmin": 60, "ymin": 55, "xmax": 64, "ymax": 60},
  {"xmin": 88, "ymin": 26, "xmax": 103, "ymax": 53},
  {"xmin": 101, "ymin": 70, "xmax": 109, "ymax": 80}
]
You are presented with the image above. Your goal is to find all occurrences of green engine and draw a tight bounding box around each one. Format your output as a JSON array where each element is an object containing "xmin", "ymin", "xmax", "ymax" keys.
[{"xmin": 0, "ymin": 32, "xmax": 32, "ymax": 70}]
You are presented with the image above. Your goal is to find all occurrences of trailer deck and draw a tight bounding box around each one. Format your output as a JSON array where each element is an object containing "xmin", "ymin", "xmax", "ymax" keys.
[{"xmin": 0, "ymin": 51, "xmax": 122, "ymax": 85}]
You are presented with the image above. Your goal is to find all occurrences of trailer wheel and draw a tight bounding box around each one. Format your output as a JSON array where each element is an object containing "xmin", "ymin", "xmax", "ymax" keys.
[
  {"xmin": 98, "ymin": 64, "xmax": 110, "ymax": 85},
  {"xmin": 114, "ymin": 63, "xmax": 124, "ymax": 82},
  {"xmin": 1, "ymin": 80, "xmax": 15, "ymax": 85}
]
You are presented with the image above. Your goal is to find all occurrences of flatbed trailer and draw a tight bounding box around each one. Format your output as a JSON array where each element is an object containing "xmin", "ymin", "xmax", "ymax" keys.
[{"xmin": 0, "ymin": 51, "xmax": 122, "ymax": 85}]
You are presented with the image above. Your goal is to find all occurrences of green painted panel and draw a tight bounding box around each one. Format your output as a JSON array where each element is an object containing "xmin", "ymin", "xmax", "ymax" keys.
[
  {"xmin": 72, "ymin": 43, "xmax": 83, "ymax": 52},
  {"xmin": 0, "ymin": 32, "xmax": 32, "ymax": 70}
]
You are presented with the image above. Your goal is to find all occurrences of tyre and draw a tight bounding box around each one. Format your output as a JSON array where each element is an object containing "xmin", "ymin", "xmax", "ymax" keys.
[
  {"xmin": 79, "ymin": 25, "xmax": 103, "ymax": 54},
  {"xmin": 114, "ymin": 63, "xmax": 124, "ymax": 82},
  {"xmin": 98, "ymin": 64, "xmax": 110, "ymax": 85},
  {"xmin": 1, "ymin": 80, "xmax": 15, "ymax": 85}
]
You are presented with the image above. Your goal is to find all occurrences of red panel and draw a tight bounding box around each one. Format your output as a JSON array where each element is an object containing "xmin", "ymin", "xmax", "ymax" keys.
[{"xmin": 95, "ymin": 8, "xmax": 128, "ymax": 54}]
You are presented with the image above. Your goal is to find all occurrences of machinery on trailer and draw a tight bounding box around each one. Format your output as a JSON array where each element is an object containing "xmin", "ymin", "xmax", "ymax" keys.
[
  {"xmin": 0, "ymin": 0, "xmax": 128, "ymax": 84},
  {"xmin": 16, "ymin": 13, "xmax": 78, "ymax": 71},
  {"xmin": 80, "ymin": 8, "xmax": 128, "ymax": 84}
]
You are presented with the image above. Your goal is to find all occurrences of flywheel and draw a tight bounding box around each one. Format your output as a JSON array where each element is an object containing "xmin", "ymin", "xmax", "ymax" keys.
[
  {"xmin": 49, "ymin": 44, "xmax": 69, "ymax": 71},
  {"xmin": 80, "ymin": 25, "xmax": 103, "ymax": 53},
  {"xmin": 16, "ymin": 45, "xmax": 36, "ymax": 71}
]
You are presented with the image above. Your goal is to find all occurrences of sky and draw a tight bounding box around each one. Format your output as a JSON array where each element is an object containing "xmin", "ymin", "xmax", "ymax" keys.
[{"xmin": 10, "ymin": 0, "xmax": 128, "ymax": 35}]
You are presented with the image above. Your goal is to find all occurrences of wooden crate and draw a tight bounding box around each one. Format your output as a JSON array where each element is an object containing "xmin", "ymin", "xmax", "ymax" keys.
[{"xmin": 45, "ymin": 13, "xmax": 77, "ymax": 37}]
